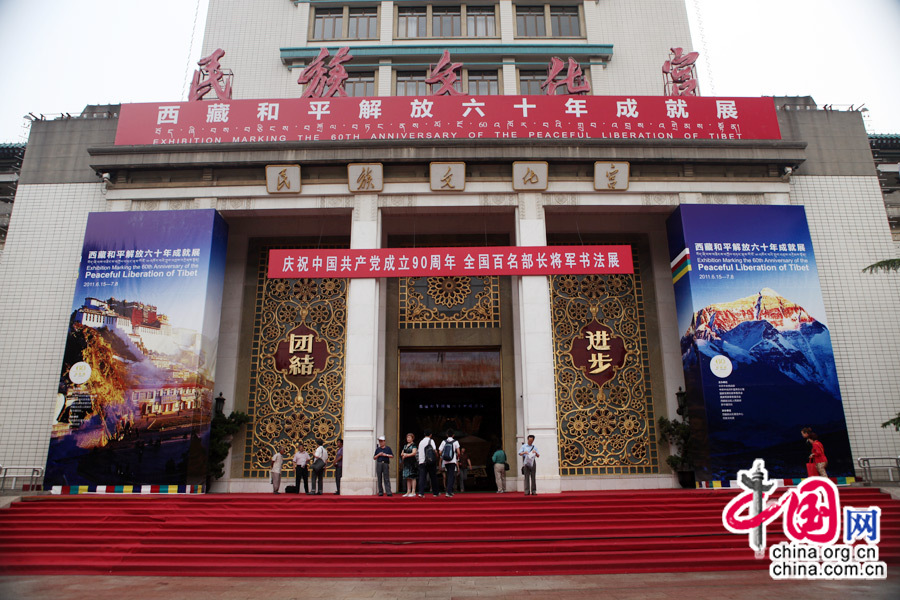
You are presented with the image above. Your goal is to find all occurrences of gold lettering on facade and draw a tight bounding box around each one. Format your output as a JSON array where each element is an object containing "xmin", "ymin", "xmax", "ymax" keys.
[
  {"xmin": 585, "ymin": 330, "xmax": 611, "ymax": 352},
  {"xmin": 588, "ymin": 353, "xmax": 613, "ymax": 374},
  {"xmin": 523, "ymin": 168, "xmax": 540, "ymax": 185},
  {"xmin": 277, "ymin": 168, "xmax": 290, "ymax": 191},
  {"xmin": 356, "ymin": 167, "xmax": 375, "ymax": 190},
  {"xmin": 606, "ymin": 163, "xmax": 618, "ymax": 189},
  {"xmin": 441, "ymin": 166, "xmax": 455, "ymax": 189},
  {"xmin": 289, "ymin": 354, "xmax": 315, "ymax": 376},
  {"xmin": 289, "ymin": 333, "xmax": 314, "ymax": 353}
]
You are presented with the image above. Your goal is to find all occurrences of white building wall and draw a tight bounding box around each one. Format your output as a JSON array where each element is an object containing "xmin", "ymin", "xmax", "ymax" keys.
[
  {"xmin": 586, "ymin": 0, "xmax": 693, "ymax": 96},
  {"xmin": 0, "ymin": 183, "xmax": 106, "ymax": 468},
  {"xmin": 791, "ymin": 176, "xmax": 900, "ymax": 461}
]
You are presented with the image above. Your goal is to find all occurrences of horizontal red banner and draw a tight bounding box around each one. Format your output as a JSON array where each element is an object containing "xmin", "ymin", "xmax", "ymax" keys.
[
  {"xmin": 116, "ymin": 95, "xmax": 780, "ymax": 146},
  {"xmin": 268, "ymin": 246, "xmax": 633, "ymax": 279}
]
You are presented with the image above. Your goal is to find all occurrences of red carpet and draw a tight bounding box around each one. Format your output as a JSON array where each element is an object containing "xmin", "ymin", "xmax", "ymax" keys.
[{"xmin": 0, "ymin": 488, "xmax": 897, "ymax": 577}]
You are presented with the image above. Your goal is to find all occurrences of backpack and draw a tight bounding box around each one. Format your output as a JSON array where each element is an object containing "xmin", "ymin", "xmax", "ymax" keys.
[
  {"xmin": 424, "ymin": 440, "xmax": 437, "ymax": 465},
  {"xmin": 442, "ymin": 440, "xmax": 455, "ymax": 462}
]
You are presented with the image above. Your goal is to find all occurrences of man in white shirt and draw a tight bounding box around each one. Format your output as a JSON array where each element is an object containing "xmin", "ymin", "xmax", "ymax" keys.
[
  {"xmin": 416, "ymin": 428, "xmax": 439, "ymax": 497},
  {"xmin": 312, "ymin": 439, "xmax": 328, "ymax": 495},
  {"xmin": 271, "ymin": 447, "xmax": 284, "ymax": 494},
  {"xmin": 519, "ymin": 435, "xmax": 540, "ymax": 495},
  {"xmin": 292, "ymin": 446, "xmax": 310, "ymax": 494},
  {"xmin": 438, "ymin": 430, "xmax": 460, "ymax": 498}
]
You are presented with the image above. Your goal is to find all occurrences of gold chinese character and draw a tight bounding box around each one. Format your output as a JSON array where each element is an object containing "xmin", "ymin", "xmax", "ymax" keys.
[
  {"xmin": 606, "ymin": 164, "xmax": 618, "ymax": 189},
  {"xmin": 357, "ymin": 167, "xmax": 374, "ymax": 190},
  {"xmin": 290, "ymin": 354, "xmax": 315, "ymax": 376},
  {"xmin": 441, "ymin": 166, "xmax": 455, "ymax": 189},
  {"xmin": 277, "ymin": 168, "xmax": 290, "ymax": 191},
  {"xmin": 289, "ymin": 333, "xmax": 314, "ymax": 353},
  {"xmin": 588, "ymin": 352, "xmax": 612, "ymax": 374},
  {"xmin": 523, "ymin": 168, "xmax": 540, "ymax": 185},
  {"xmin": 585, "ymin": 330, "xmax": 611, "ymax": 352}
]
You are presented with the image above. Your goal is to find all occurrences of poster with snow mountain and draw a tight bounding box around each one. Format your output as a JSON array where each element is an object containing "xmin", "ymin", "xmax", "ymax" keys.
[
  {"xmin": 45, "ymin": 210, "xmax": 228, "ymax": 489},
  {"xmin": 666, "ymin": 204, "xmax": 852, "ymax": 482}
]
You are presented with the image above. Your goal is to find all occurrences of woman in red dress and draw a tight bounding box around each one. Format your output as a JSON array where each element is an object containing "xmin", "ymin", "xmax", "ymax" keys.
[{"xmin": 801, "ymin": 427, "xmax": 828, "ymax": 477}]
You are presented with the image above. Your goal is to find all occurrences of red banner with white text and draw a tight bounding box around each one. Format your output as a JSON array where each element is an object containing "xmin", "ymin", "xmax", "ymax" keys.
[
  {"xmin": 268, "ymin": 246, "xmax": 633, "ymax": 279},
  {"xmin": 116, "ymin": 95, "xmax": 780, "ymax": 146}
]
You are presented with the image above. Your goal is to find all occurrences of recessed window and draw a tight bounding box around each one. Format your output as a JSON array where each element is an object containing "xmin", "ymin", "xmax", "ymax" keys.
[
  {"xmin": 550, "ymin": 7, "xmax": 580, "ymax": 37},
  {"xmin": 515, "ymin": 5, "xmax": 582, "ymax": 38},
  {"xmin": 467, "ymin": 70, "xmax": 499, "ymax": 95},
  {"xmin": 344, "ymin": 72, "xmax": 376, "ymax": 97},
  {"xmin": 312, "ymin": 8, "xmax": 343, "ymax": 40},
  {"xmin": 432, "ymin": 7, "xmax": 462, "ymax": 37},
  {"xmin": 396, "ymin": 5, "xmax": 498, "ymax": 39},
  {"xmin": 312, "ymin": 6, "xmax": 378, "ymax": 40},
  {"xmin": 348, "ymin": 8, "xmax": 378, "ymax": 39},
  {"xmin": 466, "ymin": 7, "xmax": 496, "ymax": 37},
  {"xmin": 516, "ymin": 7, "xmax": 546, "ymax": 37},
  {"xmin": 397, "ymin": 71, "xmax": 429, "ymax": 96},
  {"xmin": 397, "ymin": 7, "xmax": 427, "ymax": 38},
  {"xmin": 518, "ymin": 70, "xmax": 547, "ymax": 95}
]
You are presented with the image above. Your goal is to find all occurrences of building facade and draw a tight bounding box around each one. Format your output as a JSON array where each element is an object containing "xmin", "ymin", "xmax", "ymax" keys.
[{"xmin": 1, "ymin": 0, "xmax": 899, "ymax": 494}]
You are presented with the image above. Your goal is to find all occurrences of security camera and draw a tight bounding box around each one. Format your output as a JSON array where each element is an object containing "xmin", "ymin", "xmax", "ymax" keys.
[{"xmin": 101, "ymin": 172, "xmax": 111, "ymax": 183}]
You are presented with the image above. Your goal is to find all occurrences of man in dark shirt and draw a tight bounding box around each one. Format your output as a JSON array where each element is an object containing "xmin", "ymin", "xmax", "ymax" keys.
[{"xmin": 374, "ymin": 435, "xmax": 394, "ymax": 496}]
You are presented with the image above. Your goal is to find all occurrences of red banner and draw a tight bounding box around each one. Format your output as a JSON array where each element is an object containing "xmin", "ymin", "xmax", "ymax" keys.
[
  {"xmin": 268, "ymin": 246, "xmax": 633, "ymax": 279},
  {"xmin": 116, "ymin": 95, "xmax": 780, "ymax": 146}
]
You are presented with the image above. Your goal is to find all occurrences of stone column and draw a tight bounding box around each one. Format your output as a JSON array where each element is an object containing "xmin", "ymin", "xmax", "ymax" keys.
[
  {"xmin": 340, "ymin": 194, "xmax": 381, "ymax": 494},
  {"xmin": 515, "ymin": 193, "xmax": 561, "ymax": 493}
]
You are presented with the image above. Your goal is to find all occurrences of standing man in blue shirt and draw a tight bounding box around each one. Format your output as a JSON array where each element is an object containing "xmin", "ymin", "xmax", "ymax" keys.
[
  {"xmin": 519, "ymin": 435, "xmax": 540, "ymax": 495},
  {"xmin": 374, "ymin": 435, "xmax": 394, "ymax": 496}
]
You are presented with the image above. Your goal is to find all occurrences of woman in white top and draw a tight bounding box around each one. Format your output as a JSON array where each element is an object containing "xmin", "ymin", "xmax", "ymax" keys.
[{"xmin": 312, "ymin": 439, "xmax": 328, "ymax": 495}]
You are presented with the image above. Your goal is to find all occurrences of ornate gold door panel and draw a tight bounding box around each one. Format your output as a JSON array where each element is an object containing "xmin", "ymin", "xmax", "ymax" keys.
[
  {"xmin": 550, "ymin": 252, "xmax": 658, "ymax": 476},
  {"xmin": 243, "ymin": 249, "xmax": 347, "ymax": 478},
  {"xmin": 400, "ymin": 275, "xmax": 500, "ymax": 329}
]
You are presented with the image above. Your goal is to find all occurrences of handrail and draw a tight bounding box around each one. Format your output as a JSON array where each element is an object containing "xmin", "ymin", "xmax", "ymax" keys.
[
  {"xmin": 0, "ymin": 465, "xmax": 45, "ymax": 492},
  {"xmin": 856, "ymin": 456, "xmax": 900, "ymax": 485}
]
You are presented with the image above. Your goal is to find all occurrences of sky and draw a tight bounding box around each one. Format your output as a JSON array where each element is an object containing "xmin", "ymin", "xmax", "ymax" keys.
[{"xmin": 0, "ymin": 0, "xmax": 898, "ymax": 143}]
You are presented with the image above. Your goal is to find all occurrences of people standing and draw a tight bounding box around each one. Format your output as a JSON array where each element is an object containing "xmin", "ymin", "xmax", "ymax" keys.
[
  {"xmin": 374, "ymin": 435, "xmax": 394, "ymax": 496},
  {"xmin": 292, "ymin": 445, "xmax": 310, "ymax": 494},
  {"xmin": 492, "ymin": 445, "xmax": 508, "ymax": 493},
  {"xmin": 311, "ymin": 438, "xmax": 327, "ymax": 495},
  {"xmin": 801, "ymin": 427, "xmax": 828, "ymax": 477},
  {"xmin": 401, "ymin": 433, "xmax": 418, "ymax": 497},
  {"xmin": 270, "ymin": 447, "xmax": 284, "ymax": 494},
  {"xmin": 439, "ymin": 430, "xmax": 460, "ymax": 498},
  {"xmin": 332, "ymin": 438, "xmax": 344, "ymax": 495},
  {"xmin": 519, "ymin": 435, "xmax": 540, "ymax": 495},
  {"xmin": 417, "ymin": 429, "xmax": 439, "ymax": 497},
  {"xmin": 456, "ymin": 446, "xmax": 472, "ymax": 493}
]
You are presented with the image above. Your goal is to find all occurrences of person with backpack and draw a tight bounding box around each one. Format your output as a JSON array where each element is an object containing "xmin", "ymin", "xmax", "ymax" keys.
[
  {"xmin": 439, "ymin": 430, "xmax": 460, "ymax": 498},
  {"xmin": 416, "ymin": 429, "xmax": 439, "ymax": 497}
]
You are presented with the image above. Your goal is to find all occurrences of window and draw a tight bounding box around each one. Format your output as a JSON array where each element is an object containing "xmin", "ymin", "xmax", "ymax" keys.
[
  {"xmin": 467, "ymin": 70, "xmax": 499, "ymax": 95},
  {"xmin": 397, "ymin": 7, "xmax": 427, "ymax": 38},
  {"xmin": 348, "ymin": 8, "xmax": 378, "ymax": 39},
  {"xmin": 467, "ymin": 6, "xmax": 496, "ymax": 37},
  {"xmin": 515, "ymin": 5, "xmax": 582, "ymax": 38},
  {"xmin": 312, "ymin": 6, "xmax": 378, "ymax": 40},
  {"xmin": 516, "ymin": 6, "xmax": 546, "ymax": 37},
  {"xmin": 344, "ymin": 72, "xmax": 375, "ymax": 97},
  {"xmin": 518, "ymin": 70, "xmax": 546, "ymax": 95},
  {"xmin": 313, "ymin": 8, "xmax": 343, "ymax": 40},
  {"xmin": 396, "ymin": 5, "xmax": 498, "ymax": 39},
  {"xmin": 550, "ymin": 7, "xmax": 580, "ymax": 37},
  {"xmin": 397, "ymin": 71, "xmax": 429, "ymax": 96},
  {"xmin": 432, "ymin": 7, "xmax": 462, "ymax": 37}
]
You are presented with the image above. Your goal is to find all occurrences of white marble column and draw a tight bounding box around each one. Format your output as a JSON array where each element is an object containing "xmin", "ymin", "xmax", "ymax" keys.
[
  {"xmin": 341, "ymin": 195, "xmax": 381, "ymax": 495},
  {"xmin": 515, "ymin": 194, "xmax": 561, "ymax": 493}
]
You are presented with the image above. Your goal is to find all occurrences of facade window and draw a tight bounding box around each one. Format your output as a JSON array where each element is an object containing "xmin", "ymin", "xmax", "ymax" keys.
[
  {"xmin": 550, "ymin": 7, "xmax": 580, "ymax": 37},
  {"xmin": 466, "ymin": 7, "xmax": 496, "ymax": 37},
  {"xmin": 516, "ymin": 5, "xmax": 582, "ymax": 38},
  {"xmin": 432, "ymin": 7, "xmax": 462, "ymax": 37},
  {"xmin": 467, "ymin": 70, "xmax": 499, "ymax": 95},
  {"xmin": 397, "ymin": 71, "xmax": 429, "ymax": 96},
  {"xmin": 396, "ymin": 5, "xmax": 498, "ymax": 39},
  {"xmin": 312, "ymin": 6, "xmax": 378, "ymax": 40},
  {"xmin": 518, "ymin": 70, "xmax": 546, "ymax": 95},
  {"xmin": 344, "ymin": 72, "xmax": 376, "ymax": 97},
  {"xmin": 516, "ymin": 7, "xmax": 546, "ymax": 37},
  {"xmin": 348, "ymin": 8, "xmax": 378, "ymax": 39},
  {"xmin": 313, "ymin": 8, "xmax": 343, "ymax": 40},
  {"xmin": 397, "ymin": 7, "xmax": 427, "ymax": 38}
]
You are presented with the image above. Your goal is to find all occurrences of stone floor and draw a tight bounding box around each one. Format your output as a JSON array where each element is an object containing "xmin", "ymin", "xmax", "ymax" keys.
[{"xmin": 1, "ymin": 571, "xmax": 898, "ymax": 600}]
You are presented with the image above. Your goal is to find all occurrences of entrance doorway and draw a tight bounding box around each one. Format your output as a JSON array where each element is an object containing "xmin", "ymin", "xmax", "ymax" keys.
[{"xmin": 398, "ymin": 350, "xmax": 502, "ymax": 492}]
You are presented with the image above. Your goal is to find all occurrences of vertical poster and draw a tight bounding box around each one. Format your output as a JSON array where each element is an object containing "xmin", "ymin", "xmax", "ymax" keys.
[
  {"xmin": 45, "ymin": 210, "xmax": 228, "ymax": 488},
  {"xmin": 667, "ymin": 205, "xmax": 852, "ymax": 481}
]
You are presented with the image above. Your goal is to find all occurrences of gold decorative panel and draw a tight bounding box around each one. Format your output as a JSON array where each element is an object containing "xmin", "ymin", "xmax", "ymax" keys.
[
  {"xmin": 243, "ymin": 248, "xmax": 347, "ymax": 478},
  {"xmin": 550, "ymin": 252, "xmax": 658, "ymax": 476},
  {"xmin": 400, "ymin": 275, "xmax": 499, "ymax": 329}
]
